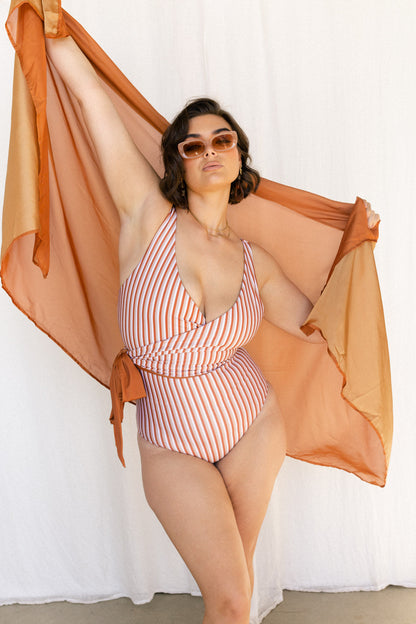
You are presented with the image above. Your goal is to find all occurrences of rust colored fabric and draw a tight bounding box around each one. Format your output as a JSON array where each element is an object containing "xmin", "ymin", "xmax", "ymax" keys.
[
  {"xmin": 2, "ymin": 0, "xmax": 393, "ymax": 485},
  {"xmin": 109, "ymin": 349, "xmax": 146, "ymax": 467}
]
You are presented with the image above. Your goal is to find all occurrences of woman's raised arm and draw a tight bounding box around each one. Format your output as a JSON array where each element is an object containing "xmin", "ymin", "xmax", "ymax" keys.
[
  {"xmin": 45, "ymin": 36, "xmax": 162, "ymax": 223},
  {"xmin": 251, "ymin": 243, "xmax": 324, "ymax": 344}
]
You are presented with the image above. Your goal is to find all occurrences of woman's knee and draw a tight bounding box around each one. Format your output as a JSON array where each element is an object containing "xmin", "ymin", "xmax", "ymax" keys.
[{"xmin": 205, "ymin": 581, "xmax": 251, "ymax": 622}]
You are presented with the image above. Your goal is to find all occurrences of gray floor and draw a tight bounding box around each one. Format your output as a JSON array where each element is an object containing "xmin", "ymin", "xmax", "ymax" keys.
[{"xmin": 1, "ymin": 587, "xmax": 415, "ymax": 624}]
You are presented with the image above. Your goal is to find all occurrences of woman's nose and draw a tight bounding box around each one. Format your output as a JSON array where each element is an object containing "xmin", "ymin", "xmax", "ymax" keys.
[{"xmin": 204, "ymin": 146, "xmax": 216, "ymax": 156}]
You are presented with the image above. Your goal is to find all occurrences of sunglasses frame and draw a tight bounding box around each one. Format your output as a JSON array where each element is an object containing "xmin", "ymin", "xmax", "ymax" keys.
[{"xmin": 177, "ymin": 130, "xmax": 238, "ymax": 159}]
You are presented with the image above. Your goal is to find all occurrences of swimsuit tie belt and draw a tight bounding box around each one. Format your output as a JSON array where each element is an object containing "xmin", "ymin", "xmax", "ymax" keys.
[
  {"xmin": 109, "ymin": 349, "xmax": 146, "ymax": 467},
  {"xmin": 129, "ymin": 358, "xmax": 230, "ymax": 378},
  {"xmin": 127, "ymin": 344, "xmax": 236, "ymax": 378}
]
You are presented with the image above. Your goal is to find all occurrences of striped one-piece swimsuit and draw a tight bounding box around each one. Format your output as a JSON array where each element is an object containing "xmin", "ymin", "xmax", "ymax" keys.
[{"xmin": 118, "ymin": 207, "xmax": 269, "ymax": 462}]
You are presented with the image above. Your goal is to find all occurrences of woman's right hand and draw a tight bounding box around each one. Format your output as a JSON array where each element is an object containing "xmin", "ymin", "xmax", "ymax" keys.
[{"xmin": 363, "ymin": 200, "xmax": 380, "ymax": 229}]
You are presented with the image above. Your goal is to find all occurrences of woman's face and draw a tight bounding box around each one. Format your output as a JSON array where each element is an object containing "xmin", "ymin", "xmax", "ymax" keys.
[{"xmin": 181, "ymin": 114, "xmax": 241, "ymax": 195}]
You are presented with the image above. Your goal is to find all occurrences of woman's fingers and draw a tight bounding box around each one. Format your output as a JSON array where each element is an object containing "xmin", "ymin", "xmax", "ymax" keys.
[{"xmin": 364, "ymin": 200, "xmax": 380, "ymax": 229}]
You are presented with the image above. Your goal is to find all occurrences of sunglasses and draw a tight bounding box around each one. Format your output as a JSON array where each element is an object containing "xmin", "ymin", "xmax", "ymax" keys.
[{"xmin": 177, "ymin": 130, "xmax": 238, "ymax": 159}]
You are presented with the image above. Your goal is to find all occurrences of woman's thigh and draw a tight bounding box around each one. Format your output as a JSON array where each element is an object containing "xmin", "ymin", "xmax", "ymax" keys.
[
  {"xmin": 215, "ymin": 384, "xmax": 287, "ymax": 557},
  {"xmin": 137, "ymin": 435, "xmax": 251, "ymax": 602}
]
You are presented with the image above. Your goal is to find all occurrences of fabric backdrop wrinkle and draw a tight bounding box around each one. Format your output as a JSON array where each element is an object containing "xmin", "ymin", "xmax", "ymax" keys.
[{"xmin": 0, "ymin": 1, "xmax": 414, "ymax": 623}]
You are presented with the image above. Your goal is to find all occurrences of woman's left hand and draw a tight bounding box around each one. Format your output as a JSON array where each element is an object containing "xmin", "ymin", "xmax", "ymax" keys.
[{"xmin": 364, "ymin": 200, "xmax": 380, "ymax": 229}]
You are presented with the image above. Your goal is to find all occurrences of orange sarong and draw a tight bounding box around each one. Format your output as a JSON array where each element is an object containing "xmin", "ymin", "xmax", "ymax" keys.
[{"xmin": 2, "ymin": 0, "xmax": 392, "ymax": 484}]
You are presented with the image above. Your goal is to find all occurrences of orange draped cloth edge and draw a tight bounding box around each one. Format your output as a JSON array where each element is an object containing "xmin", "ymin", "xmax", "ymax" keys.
[{"xmin": 2, "ymin": 0, "xmax": 393, "ymax": 484}]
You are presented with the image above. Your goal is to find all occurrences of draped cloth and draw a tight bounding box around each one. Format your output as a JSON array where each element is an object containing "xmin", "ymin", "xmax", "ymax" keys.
[{"xmin": 2, "ymin": 0, "xmax": 392, "ymax": 485}]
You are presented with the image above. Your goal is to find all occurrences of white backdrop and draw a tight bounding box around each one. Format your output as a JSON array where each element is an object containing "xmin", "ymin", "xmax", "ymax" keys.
[{"xmin": 1, "ymin": 1, "xmax": 415, "ymax": 622}]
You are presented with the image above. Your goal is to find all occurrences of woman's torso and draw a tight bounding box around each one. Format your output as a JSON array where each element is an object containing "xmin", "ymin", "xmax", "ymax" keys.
[
  {"xmin": 119, "ymin": 200, "xmax": 251, "ymax": 325},
  {"xmin": 118, "ymin": 207, "xmax": 262, "ymax": 373},
  {"xmin": 118, "ymin": 207, "xmax": 269, "ymax": 461}
]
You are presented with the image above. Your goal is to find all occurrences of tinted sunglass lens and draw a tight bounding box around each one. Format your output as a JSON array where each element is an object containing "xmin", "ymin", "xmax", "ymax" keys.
[
  {"xmin": 212, "ymin": 133, "xmax": 235, "ymax": 151},
  {"xmin": 183, "ymin": 141, "xmax": 204, "ymax": 158}
]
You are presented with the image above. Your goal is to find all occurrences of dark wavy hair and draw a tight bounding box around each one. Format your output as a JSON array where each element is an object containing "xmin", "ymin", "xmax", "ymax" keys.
[{"xmin": 159, "ymin": 97, "xmax": 260, "ymax": 210}]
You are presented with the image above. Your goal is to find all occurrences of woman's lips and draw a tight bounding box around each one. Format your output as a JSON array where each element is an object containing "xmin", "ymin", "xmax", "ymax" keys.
[{"xmin": 202, "ymin": 162, "xmax": 222, "ymax": 171}]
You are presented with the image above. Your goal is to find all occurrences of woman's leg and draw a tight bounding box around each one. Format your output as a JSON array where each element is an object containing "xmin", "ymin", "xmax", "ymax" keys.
[
  {"xmin": 215, "ymin": 385, "xmax": 287, "ymax": 592},
  {"xmin": 138, "ymin": 436, "xmax": 252, "ymax": 624},
  {"xmin": 137, "ymin": 384, "xmax": 286, "ymax": 622}
]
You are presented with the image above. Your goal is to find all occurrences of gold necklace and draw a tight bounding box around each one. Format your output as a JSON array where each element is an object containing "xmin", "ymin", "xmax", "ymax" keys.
[{"xmin": 188, "ymin": 210, "xmax": 231, "ymax": 238}]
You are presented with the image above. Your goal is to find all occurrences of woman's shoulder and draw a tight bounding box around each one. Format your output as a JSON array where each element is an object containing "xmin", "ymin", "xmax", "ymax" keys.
[
  {"xmin": 118, "ymin": 192, "xmax": 172, "ymax": 284},
  {"xmin": 248, "ymin": 241, "xmax": 284, "ymax": 290}
]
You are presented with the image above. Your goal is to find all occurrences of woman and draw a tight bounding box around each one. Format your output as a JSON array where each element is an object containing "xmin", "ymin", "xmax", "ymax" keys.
[{"xmin": 44, "ymin": 36, "xmax": 379, "ymax": 624}]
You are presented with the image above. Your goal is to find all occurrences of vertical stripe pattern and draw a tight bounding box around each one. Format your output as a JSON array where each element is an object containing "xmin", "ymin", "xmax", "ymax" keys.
[{"xmin": 118, "ymin": 208, "xmax": 269, "ymax": 462}]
